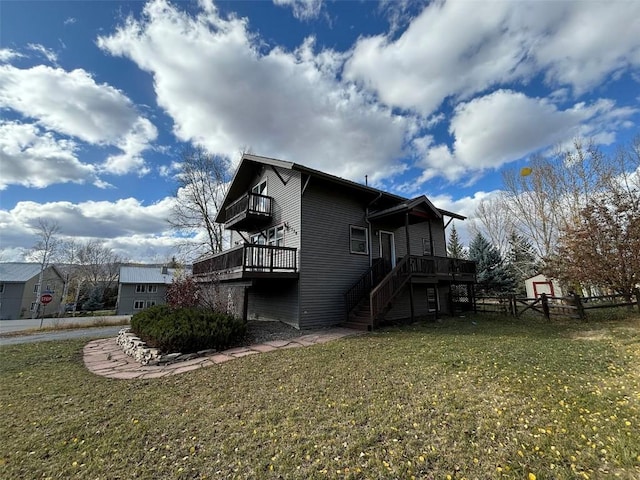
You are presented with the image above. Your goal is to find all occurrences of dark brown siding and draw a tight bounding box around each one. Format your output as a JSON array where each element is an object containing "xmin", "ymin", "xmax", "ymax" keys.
[
  {"xmin": 299, "ymin": 180, "xmax": 371, "ymax": 329},
  {"xmin": 248, "ymin": 280, "xmax": 299, "ymax": 326}
]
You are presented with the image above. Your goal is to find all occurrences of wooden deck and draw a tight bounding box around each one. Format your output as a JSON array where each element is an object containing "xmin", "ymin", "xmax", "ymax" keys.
[{"xmin": 193, "ymin": 244, "xmax": 298, "ymax": 281}]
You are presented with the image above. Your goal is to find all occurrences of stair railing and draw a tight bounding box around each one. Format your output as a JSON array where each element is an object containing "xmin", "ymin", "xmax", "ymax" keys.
[
  {"xmin": 369, "ymin": 255, "xmax": 412, "ymax": 327},
  {"xmin": 344, "ymin": 258, "xmax": 386, "ymax": 320}
]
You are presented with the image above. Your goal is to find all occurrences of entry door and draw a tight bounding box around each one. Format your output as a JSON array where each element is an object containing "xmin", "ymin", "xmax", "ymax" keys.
[{"xmin": 379, "ymin": 231, "xmax": 396, "ymax": 270}]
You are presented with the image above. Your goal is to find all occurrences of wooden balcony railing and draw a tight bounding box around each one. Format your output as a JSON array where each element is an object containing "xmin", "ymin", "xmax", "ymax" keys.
[
  {"xmin": 225, "ymin": 192, "xmax": 272, "ymax": 225},
  {"xmin": 193, "ymin": 244, "xmax": 297, "ymax": 277}
]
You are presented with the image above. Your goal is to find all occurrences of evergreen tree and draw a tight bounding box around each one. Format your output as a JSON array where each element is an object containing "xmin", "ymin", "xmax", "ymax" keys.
[
  {"xmin": 447, "ymin": 223, "xmax": 467, "ymax": 259},
  {"xmin": 468, "ymin": 233, "xmax": 516, "ymax": 295},
  {"xmin": 83, "ymin": 286, "xmax": 104, "ymax": 311},
  {"xmin": 506, "ymin": 232, "xmax": 539, "ymax": 295}
]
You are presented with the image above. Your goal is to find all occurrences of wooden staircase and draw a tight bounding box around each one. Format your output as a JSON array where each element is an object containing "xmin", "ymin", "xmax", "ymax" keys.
[
  {"xmin": 343, "ymin": 301, "xmax": 373, "ymax": 331},
  {"xmin": 344, "ymin": 255, "xmax": 412, "ymax": 330}
]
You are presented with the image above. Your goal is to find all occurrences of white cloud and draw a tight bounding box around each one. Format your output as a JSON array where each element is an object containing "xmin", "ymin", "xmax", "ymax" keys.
[
  {"xmin": 27, "ymin": 43, "xmax": 58, "ymax": 64},
  {"xmin": 0, "ymin": 48, "xmax": 23, "ymax": 62},
  {"xmin": 273, "ymin": 0, "xmax": 323, "ymax": 20},
  {"xmin": 417, "ymin": 90, "xmax": 637, "ymax": 181},
  {"xmin": 0, "ymin": 196, "xmax": 187, "ymax": 263},
  {"xmin": 344, "ymin": 1, "xmax": 640, "ymax": 115},
  {"xmin": 0, "ymin": 64, "xmax": 157, "ymax": 176},
  {"xmin": 0, "ymin": 121, "xmax": 99, "ymax": 189},
  {"xmin": 97, "ymin": 0, "xmax": 410, "ymax": 185}
]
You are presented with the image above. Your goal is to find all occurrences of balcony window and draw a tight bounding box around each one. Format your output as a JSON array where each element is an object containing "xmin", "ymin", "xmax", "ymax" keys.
[{"xmin": 422, "ymin": 237, "xmax": 433, "ymax": 256}]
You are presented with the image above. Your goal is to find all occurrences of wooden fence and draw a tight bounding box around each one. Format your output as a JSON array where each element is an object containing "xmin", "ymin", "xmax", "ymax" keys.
[{"xmin": 474, "ymin": 290, "xmax": 640, "ymax": 320}]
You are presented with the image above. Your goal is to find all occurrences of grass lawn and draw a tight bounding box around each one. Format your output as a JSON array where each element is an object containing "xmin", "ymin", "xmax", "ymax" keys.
[{"xmin": 1, "ymin": 314, "xmax": 639, "ymax": 479}]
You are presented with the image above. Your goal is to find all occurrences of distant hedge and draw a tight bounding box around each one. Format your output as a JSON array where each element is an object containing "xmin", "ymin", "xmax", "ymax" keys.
[{"xmin": 131, "ymin": 305, "xmax": 246, "ymax": 353}]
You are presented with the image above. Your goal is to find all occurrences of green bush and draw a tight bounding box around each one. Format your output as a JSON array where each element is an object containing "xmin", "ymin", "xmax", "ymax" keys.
[{"xmin": 131, "ymin": 305, "xmax": 246, "ymax": 353}]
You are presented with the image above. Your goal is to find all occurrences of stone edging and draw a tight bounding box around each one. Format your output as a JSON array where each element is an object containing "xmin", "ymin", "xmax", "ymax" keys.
[{"xmin": 116, "ymin": 328, "xmax": 216, "ymax": 366}]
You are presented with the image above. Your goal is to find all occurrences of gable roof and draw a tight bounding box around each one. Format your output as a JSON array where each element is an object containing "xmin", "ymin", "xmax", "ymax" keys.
[
  {"xmin": 216, "ymin": 153, "xmax": 465, "ymax": 223},
  {"xmin": 119, "ymin": 266, "xmax": 190, "ymax": 284},
  {"xmin": 0, "ymin": 263, "xmax": 64, "ymax": 283},
  {"xmin": 367, "ymin": 195, "xmax": 442, "ymax": 222}
]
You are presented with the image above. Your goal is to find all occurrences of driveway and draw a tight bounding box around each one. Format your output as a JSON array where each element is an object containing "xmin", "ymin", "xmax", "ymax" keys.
[
  {"xmin": 0, "ymin": 326, "xmax": 126, "ymax": 346},
  {"xmin": 0, "ymin": 315, "xmax": 130, "ymax": 347},
  {"xmin": 0, "ymin": 315, "xmax": 130, "ymax": 334}
]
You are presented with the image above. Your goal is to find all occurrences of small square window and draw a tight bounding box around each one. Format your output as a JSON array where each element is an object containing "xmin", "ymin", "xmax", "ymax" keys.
[
  {"xmin": 350, "ymin": 226, "xmax": 368, "ymax": 254},
  {"xmin": 148, "ymin": 285, "xmax": 158, "ymax": 293},
  {"xmin": 34, "ymin": 284, "xmax": 40, "ymax": 293},
  {"xmin": 134, "ymin": 300, "xmax": 145, "ymax": 310},
  {"xmin": 135, "ymin": 284, "xmax": 146, "ymax": 293}
]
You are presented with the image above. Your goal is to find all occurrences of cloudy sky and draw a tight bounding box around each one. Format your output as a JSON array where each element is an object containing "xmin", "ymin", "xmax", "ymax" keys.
[{"xmin": 1, "ymin": 0, "xmax": 639, "ymax": 263}]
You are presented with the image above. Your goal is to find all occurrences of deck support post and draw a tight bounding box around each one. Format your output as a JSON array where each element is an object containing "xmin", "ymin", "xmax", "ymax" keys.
[{"xmin": 405, "ymin": 212, "xmax": 415, "ymax": 323}]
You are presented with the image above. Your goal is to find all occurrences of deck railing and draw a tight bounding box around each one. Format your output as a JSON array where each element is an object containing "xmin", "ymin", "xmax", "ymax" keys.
[
  {"xmin": 225, "ymin": 193, "xmax": 272, "ymax": 224},
  {"xmin": 193, "ymin": 244, "xmax": 297, "ymax": 276}
]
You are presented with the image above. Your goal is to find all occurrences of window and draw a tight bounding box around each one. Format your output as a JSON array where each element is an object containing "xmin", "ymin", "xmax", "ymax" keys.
[
  {"xmin": 135, "ymin": 284, "xmax": 146, "ymax": 293},
  {"xmin": 250, "ymin": 233, "xmax": 266, "ymax": 245},
  {"xmin": 33, "ymin": 284, "xmax": 40, "ymax": 294},
  {"xmin": 148, "ymin": 285, "xmax": 158, "ymax": 293},
  {"xmin": 267, "ymin": 225, "xmax": 285, "ymax": 247},
  {"xmin": 30, "ymin": 302, "xmax": 38, "ymax": 311},
  {"xmin": 134, "ymin": 300, "xmax": 145, "ymax": 310},
  {"xmin": 250, "ymin": 180, "xmax": 268, "ymax": 213},
  {"xmin": 0, "ymin": 283, "xmax": 4, "ymax": 293},
  {"xmin": 350, "ymin": 226, "xmax": 368, "ymax": 254},
  {"xmin": 422, "ymin": 238, "xmax": 433, "ymax": 256},
  {"xmin": 145, "ymin": 300, "xmax": 156, "ymax": 308},
  {"xmin": 251, "ymin": 180, "xmax": 267, "ymax": 196}
]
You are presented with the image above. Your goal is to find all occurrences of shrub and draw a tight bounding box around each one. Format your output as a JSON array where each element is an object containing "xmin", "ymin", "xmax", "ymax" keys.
[
  {"xmin": 131, "ymin": 305, "xmax": 246, "ymax": 353},
  {"xmin": 166, "ymin": 275, "xmax": 200, "ymax": 309}
]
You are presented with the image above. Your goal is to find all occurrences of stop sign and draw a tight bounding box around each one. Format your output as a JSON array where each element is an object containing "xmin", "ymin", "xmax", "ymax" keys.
[{"xmin": 40, "ymin": 293, "xmax": 53, "ymax": 305}]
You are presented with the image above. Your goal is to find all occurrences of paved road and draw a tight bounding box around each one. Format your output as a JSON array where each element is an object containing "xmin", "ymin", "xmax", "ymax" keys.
[
  {"xmin": 0, "ymin": 315, "xmax": 130, "ymax": 334},
  {"xmin": 0, "ymin": 325, "xmax": 126, "ymax": 346}
]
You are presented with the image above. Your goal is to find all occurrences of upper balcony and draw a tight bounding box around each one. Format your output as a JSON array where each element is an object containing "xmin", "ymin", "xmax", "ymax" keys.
[
  {"xmin": 224, "ymin": 192, "xmax": 273, "ymax": 231},
  {"xmin": 193, "ymin": 244, "xmax": 298, "ymax": 282}
]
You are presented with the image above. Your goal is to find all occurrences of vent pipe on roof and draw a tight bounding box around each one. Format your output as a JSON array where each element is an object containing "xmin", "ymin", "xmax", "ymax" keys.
[{"xmin": 365, "ymin": 175, "xmax": 368, "ymax": 186}]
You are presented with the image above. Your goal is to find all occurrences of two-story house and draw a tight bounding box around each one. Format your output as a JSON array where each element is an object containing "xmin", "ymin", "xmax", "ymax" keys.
[
  {"xmin": 0, "ymin": 263, "xmax": 66, "ymax": 320},
  {"xmin": 193, "ymin": 154, "xmax": 476, "ymax": 330},
  {"xmin": 116, "ymin": 265, "xmax": 191, "ymax": 315}
]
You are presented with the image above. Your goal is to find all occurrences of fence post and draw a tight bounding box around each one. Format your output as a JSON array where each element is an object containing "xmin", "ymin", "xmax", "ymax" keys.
[
  {"xmin": 541, "ymin": 293, "xmax": 550, "ymax": 321},
  {"xmin": 572, "ymin": 292, "xmax": 586, "ymax": 320},
  {"xmin": 510, "ymin": 294, "xmax": 516, "ymax": 317}
]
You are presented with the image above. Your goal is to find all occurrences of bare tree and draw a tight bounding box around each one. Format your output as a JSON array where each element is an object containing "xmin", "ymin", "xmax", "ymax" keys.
[
  {"xmin": 500, "ymin": 153, "xmax": 563, "ymax": 261},
  {"xmin": 60, "ymin": 239, "xmax": 125, "ymax": 310},
  {"xmin": 30, "ymin": 219, "xmax": 61, "ymax": 320},
  {"xmin": 169, "ymin": 146, "xmax": 231, "ymax": 257},
  {"xmin": 469, "ymin": 195, "xmax": 513, "ymax": 255}
]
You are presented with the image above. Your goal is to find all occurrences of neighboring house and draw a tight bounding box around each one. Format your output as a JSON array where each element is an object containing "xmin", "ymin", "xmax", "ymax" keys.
[
  {"xmin": 193, "ymin": 153, "xmax": 476, "ymax": 330},
  {"xmin": 525, "ymin": 274, "xmax": 564, "ymax": 299},
  {"xmin": 116, "ymin": 265, "xmax": 190, "ymax": 315},
  {"xmin": 0, "ymin": 263, "xmax": 66, "ymax": 320}
]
